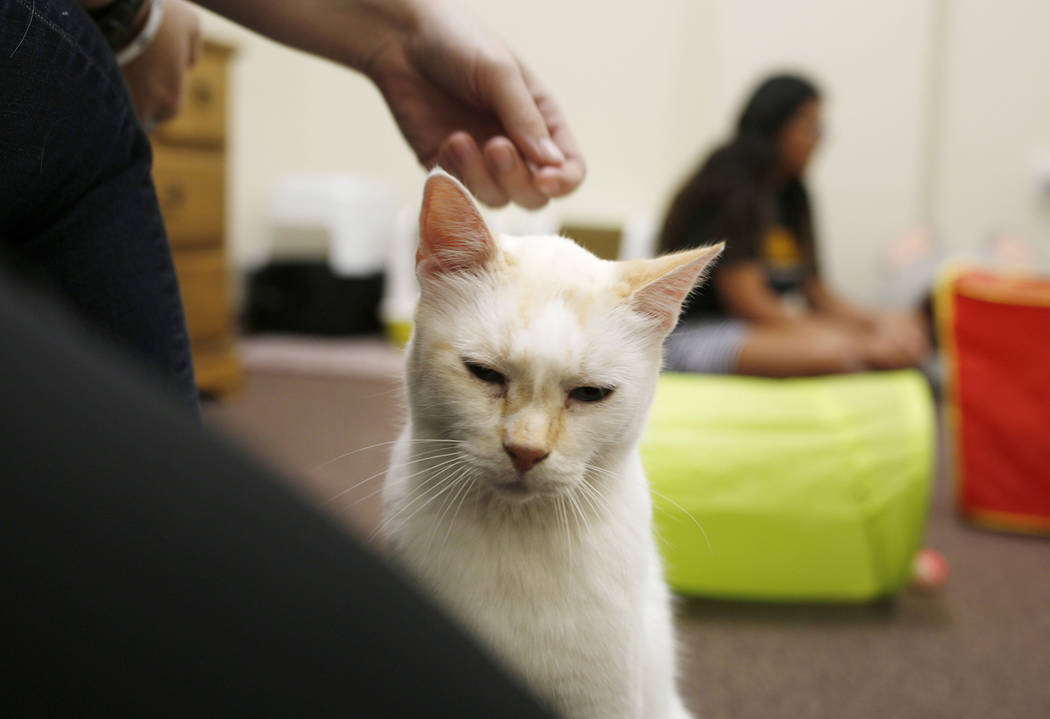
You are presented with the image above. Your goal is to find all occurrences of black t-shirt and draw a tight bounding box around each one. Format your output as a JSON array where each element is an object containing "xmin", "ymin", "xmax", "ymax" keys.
[{"xmin": 675, "ymin": 184, "xmax": 819, "ymax": 321}]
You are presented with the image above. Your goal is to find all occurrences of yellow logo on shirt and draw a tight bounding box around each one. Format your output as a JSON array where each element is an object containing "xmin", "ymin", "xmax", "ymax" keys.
[{"xmin": 762, "ymin": 226, "xmax": 803, "ymax": 270}]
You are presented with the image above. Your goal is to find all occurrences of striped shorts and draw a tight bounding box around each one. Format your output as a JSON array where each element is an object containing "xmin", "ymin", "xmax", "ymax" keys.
[{"xmin": 665, "ymin": 319, "xmax": 748, "ymax": 375}]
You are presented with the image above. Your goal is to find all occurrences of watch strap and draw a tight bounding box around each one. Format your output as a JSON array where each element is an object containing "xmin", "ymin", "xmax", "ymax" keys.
[{"xmin": 89, "ymin": 0, "xmax": 148, "ymax": 52}]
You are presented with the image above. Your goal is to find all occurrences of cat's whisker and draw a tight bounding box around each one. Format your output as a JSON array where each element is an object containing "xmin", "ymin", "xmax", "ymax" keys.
[
  {"xmin": 384, "ymin": 454, "xmax": 466, "ymax": 511},
  {"xmin": 347, "ymin": 482, "xmax": 386, "ymax": 507},
  {"xmin": 576, "ymin": 475, "xmax": 614, "ymax": 516},
  {"xmin": 313, "ymin": 438, "xmax": 464, "ymax": 472},
  {"xmin": 583, "ymin": 462, "xmax": 617, "ymax": 480},
  {"xmin": 439, "ymin": 468, "xmax": 477, "ymax": 553},
  {"xmin": 374, "ymin": 454, "xmax": 470, "ymax": 541},
  {"xmin": 571, "ymin": 485, "xmax": 599, "ymax": 526},
  {"xmin": 381, "ymin": 467, "xmax": 466, "ymax": 541},
  {"xmin": 575, "ymin": 484, "xmax": 592, "ymax": 524},
  {"xmin": 652, "ymin": 502, "xmax": 676, "ymax": 520},
  {"xmin": 421, "ymin": 486, "xmax": 456, "ymax": 557},
  {"xmin": 345, "ymin": 453, "xmax": 459, "ymax": 508},
  {"xmin": 581, "ymin": 464, "xmax": 621, "ymax": 500},
  {"xmin": 578, "ymin": 473, "xmax": 610, "ymax": 503},
  {"xmin": 649, "ymin": 488, "xmax": 713, "ymax": 552},
  {"xmin": 577, "ymin": 471, "xmax": 620, "ymax": 524},
  {"xmin": 364, "ymin": 460, "xmax": 465, "ymax": 538},
  {"xmin": 327, "ymin": 448, "xmax": 462, "ymax": 501},
  {"xmin": 557, "ymin": 495, "xmax": 573, "ymax": 568},
  {"xmin": 424, "ymin": 464, "xmax": 476, "ymax": 556},
  {"xmin": 325, "ymin": 449, "xmax": 466, "ymax": 504},
  {"xmin": 379, "ymin": 465, "xmax": 459, "ymax": 518},
  {"xmin": 564, "ymin": 489, "xmax": 589, "ymax": 544}
]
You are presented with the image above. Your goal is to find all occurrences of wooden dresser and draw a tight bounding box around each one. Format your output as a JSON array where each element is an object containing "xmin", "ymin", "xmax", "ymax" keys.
[{"xmin": 151, "ymin": 40, "xmax": 241, "ymax": 396}]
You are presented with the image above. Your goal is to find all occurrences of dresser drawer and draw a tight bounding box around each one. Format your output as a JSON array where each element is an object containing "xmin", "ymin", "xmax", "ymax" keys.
[
  {"xmin": 172, "ymin": 248, "xmax": 233, "ymax": 341},
  {"xmin": 153, "ymin": 145, "xmax": 224, "ymax": 247},
  {"xmin": 189, "ymin": 337, "xmax": 242, "ymax": 396},
  {"xmin": 153, "ymin": 42, "xmax": 230, "ymax": 147}
]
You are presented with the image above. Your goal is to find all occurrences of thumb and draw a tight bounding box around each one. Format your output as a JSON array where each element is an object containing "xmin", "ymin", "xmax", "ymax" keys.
[{"xmin": 487, "ymin": 63, "xmax": 565, "ymax": 167}]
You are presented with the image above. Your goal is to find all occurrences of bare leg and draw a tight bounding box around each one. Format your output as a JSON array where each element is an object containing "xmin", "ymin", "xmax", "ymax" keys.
[{"xmin": 733, "ymin": 319, "xmax": 869, "ymax": 377}]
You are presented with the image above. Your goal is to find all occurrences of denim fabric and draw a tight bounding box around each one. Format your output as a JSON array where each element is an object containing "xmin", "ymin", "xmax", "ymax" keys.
[{"xmin": 0, "ymin": 0, "xmax": 197, "ymax": 413}]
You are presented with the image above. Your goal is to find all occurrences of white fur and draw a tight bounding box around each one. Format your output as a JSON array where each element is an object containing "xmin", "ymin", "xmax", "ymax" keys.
[{"xmin": 383, "ymin": 171, "xmax": 714, "ymax": 719}]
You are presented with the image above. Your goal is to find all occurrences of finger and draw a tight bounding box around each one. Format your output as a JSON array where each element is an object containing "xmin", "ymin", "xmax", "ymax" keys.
[
  {"xmin": 892, "ymin": 321, "xmax": 926, "ymax": 359},
  {"xmin": 889, "ymin": 341, "xmax": 916, "ymax": 367},
  {"xmin": 439, "ymin": 132, "xmax": 508, "ymax": 207},
  {"xmin": 187, "ymin": 10, "xmax": 203, "ymax": 68},
  {"xmin": 529, "ymin": 85, "xmax": 586, "ymax": 197},
  {"xmin": 909, "ymin": 335, "xmax": 931, "ymax": 361},
  {"xmin": 483, "ymin": 137, "xmax": 548, "ymax": 210},
  {"xmin": 903, "ymin": 327, "xmax": 927, "ymax": 355},
  {"xmin": 532, "ymin": 160, "xmax": 586, "ymax": 198},
  {"xmin": 153, "ymin": 75, "xmax": 182, "ymax": 123},
  {"xmin": 910, "ymin": 319, "xmax": 931, "ymax": 349},
  {"xmin": 485, "ymin": 61, "xmax": 565, "ymax": 168}
]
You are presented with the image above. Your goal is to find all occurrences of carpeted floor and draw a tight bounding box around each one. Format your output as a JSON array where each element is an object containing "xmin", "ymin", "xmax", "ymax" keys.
[{"xmin": 203, "ymin": 339, "xmax": 1050, "ymax": 719}]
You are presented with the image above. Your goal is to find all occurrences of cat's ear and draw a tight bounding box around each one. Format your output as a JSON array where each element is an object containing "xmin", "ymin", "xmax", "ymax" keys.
[
  {"xmin": 621, "ymin": 243, "xmax": 725, "ymax": 334},
  {"xmin": 417, "ymin": 168, "xmax": 497, "ymax": 277}
]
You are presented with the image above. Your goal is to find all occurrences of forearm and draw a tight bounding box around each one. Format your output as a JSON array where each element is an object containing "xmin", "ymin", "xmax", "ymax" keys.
[
  {"xmin": 750, "ymin": 307, "xmax": 799, "ymax": 325},
  {"xmin": 77, "ymin": 0, "xmax": 154, "ymax": 53},
  {"xmin": 729, "ymin": 293, "xmax": 798, "ymax": 325},
  {"xmin": 805, "ymin": 278, "xmax": 875, "ymax": 329},
  {"xmin": 716, "ymin": 264, "xmax": 802, "ymax": 326},
  {"xmin": 194, "ymin": 0, "xmax": 420, "ymax": 74}
]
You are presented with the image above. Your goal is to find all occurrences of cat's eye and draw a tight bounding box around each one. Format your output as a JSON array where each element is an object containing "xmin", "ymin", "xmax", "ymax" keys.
[
  {"xmin": 465, "ymin": 361, "xmax": 506, "ymax": 385},
  {"xmin": 569, "ymin": 386, "xmax": 615, "ymax": 403}
]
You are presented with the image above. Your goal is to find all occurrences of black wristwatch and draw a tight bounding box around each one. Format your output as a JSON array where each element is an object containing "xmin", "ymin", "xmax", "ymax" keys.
[{"xmin": 89, "ymin": 0, "xmax": 147, "ymax": 51}]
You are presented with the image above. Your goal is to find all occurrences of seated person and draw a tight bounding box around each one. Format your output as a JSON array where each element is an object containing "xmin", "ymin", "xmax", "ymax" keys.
[{"xmin": 658, "ymin": 74, "xmax": 930, "ymax": 377}]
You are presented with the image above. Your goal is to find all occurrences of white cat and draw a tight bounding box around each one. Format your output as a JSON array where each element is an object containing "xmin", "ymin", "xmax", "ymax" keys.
[{"xmin": 383, "ymin": 169, "xmax": 722, "ymax": 719}]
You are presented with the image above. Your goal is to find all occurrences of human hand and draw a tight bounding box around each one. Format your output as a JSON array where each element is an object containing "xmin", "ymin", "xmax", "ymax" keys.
[
  {"xmin": 363, "ymin": 1, "xmax": 584, "ymax": 208},
  {"xmin": 121, "ymin": 0, "xmax": 203, "ymax": 129},
  {"xmin": 864, "ymin": 312, "xmax": 930, "ymax": 369}
]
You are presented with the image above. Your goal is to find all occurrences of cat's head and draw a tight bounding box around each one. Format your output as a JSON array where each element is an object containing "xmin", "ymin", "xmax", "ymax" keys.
[{"xmin": 406, "ymin": 169, "xmax": 721, "ymax": 502}]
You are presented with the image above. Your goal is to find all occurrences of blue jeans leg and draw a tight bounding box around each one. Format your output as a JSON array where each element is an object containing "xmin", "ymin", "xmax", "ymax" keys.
[{"xmin": 0, "ymin": 0, "xmax": 197, "ymax": 413}]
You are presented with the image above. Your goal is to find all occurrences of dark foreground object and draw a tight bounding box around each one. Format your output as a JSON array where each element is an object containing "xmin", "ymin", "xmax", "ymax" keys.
[{"xmin": 0, "ymin": 268, "xmax": 552, "ymax": 718}]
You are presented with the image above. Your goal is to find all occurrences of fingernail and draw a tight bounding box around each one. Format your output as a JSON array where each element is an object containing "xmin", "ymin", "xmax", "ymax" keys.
[
  {"xmin": 491, "ymin": 146, "xmax": 514, "ymax": 175},
  {"xmin": 538, "ymin": 138, "xmax": 565, "ymax": 165},
  {"xmin": 535, "ymin": 172, "xmax": 560, "ymax": 195},
  {"xmin": 451, "ymin": 138, "xmax": 472, "ymax": 165}
]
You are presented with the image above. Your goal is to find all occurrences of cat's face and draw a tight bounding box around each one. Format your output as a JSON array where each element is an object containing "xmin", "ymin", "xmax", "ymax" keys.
[{"xmin": 406, "ymin": 170, "xmax": 721, "ymax": 502}]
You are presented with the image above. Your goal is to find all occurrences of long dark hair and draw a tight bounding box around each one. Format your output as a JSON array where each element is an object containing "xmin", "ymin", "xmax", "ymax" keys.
[{"xmin": 658, "ymin": 74, "xmax": 820, "ymax": 255}]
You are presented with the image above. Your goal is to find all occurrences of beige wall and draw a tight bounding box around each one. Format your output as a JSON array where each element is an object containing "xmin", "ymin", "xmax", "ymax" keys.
[
  {"xmin": 201, "ymin": 0, "xmax": 1049, "ymax": 302},
  {"xmin": 198, "ymin": 15, "xmax": 419, "ymax": 268},
  {"xmin": 932, "ymin": 0, "xmax": 1050, "ymax": 262},
  {"xmin": 710, "ymin": 0, "xmax": 937, "ymax": 302}
]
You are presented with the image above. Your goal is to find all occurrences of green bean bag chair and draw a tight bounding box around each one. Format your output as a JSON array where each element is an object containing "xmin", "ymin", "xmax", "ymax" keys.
[{"xmin": 642, "ymin": 370, "xmax": 935, "ymax": 601}]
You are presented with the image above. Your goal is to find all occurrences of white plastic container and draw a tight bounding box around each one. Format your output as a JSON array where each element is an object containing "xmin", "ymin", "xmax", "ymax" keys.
[{"xmin": 266, "ymin": 172, "xmax": 398, "ymax": 277}]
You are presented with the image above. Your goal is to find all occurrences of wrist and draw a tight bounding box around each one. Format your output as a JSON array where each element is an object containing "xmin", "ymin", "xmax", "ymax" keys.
[
  {"xmin": 114, "ymin": 0, "xmax": 164, "ymax": 65},
  {"xmin": 115, "ymin": 0, "xmax": 151, "ymax": 47},
  {"xmin": 818, "ymin": 305, "xmax": 875, "ymax": 331},
  {"xmin": 88, "ymin": 0, "xmax": 147, "ymax": 50},
  {"xmin": 752, "ymin": 310, "xmax": 801, "ymax": 328},
  {"xmin": 841, "ymin": 312, "xmax": 877, "ymax": 332},
  {"xmin": 348, "ymin": 0, "xmax": 422, "ymax": 78}
]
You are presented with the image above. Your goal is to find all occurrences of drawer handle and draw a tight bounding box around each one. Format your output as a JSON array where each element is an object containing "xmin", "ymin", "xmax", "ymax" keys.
[
  {"xmin": 192, "ymin": 81, "xmax": 213, "ymax": 107},
  {"xmin": 164, "ymin": 183, "xmax": 187, "ymax": 209}
]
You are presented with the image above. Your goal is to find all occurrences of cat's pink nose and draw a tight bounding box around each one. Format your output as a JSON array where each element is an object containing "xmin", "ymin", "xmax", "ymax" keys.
[{"xmin": 504, "ymin": 443, "xmax": 549, "ymax": 474}]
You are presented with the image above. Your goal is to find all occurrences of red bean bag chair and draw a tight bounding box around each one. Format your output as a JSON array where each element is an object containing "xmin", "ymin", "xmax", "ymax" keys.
[{"xmin": 936, "ymin": 266, "xmax": 1050, "ymax": 534}]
